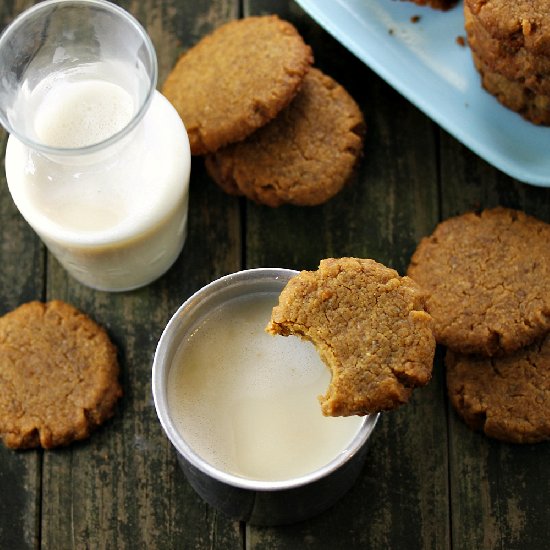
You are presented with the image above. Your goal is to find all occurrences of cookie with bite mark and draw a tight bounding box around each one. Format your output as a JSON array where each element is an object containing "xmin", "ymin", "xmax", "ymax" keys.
[{"xmin": 267, "ymin": 258, "xmax": 435, "ymax": 416}]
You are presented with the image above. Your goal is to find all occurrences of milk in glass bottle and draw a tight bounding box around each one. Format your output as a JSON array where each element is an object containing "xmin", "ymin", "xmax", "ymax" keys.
[{"xmin": 0, "ymin": 0, "xmax": 190, "ymax": 291}]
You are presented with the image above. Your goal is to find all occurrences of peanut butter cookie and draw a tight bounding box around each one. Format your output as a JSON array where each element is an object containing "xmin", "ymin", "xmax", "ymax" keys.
[
  {"xmin": 205, "ymin": 68, "xmax": 365, "ymax": 207},
  {"xmin": 465, "ymin": 0, "xmax": 550, "ymax": 57},
  {"xmin": 267, "ymin": 258, "xmax": 435, "ymax": 416},
  {"xmin": 0, "ymin": 300, "xmax": 121, "ymax": 449},
  {"xmin": 446, "ymin": 334, "xmax": 550, "ymax": 444},
  {"xmin": 463, "ymin": 1, "xmax": 550, "ymax": 123},
  {"xmin": 408, "ymin": 208, "xmax": 550, "ymax": 356},
  {"xmin": 465, "ymin": 6, "xmax": 550, "ymax": 95},
  {"xmin": 162, "ymin": 15, "xmax": 313, "ymax": 155},
  {"xmin": 471, "ymin": 51, "xmax": 550, "ymax": 125}
]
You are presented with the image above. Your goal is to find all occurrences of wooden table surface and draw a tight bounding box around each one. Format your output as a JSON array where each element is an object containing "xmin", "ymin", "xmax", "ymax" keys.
[{"xmin": 1, "ymin": 1, "xmax": 549, "ymax": 548}]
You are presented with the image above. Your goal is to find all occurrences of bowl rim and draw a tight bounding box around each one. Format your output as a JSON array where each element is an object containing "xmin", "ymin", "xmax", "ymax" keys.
[{"xmin": 152, "ymin": 267, "xmax": 379, "ymax": 492}]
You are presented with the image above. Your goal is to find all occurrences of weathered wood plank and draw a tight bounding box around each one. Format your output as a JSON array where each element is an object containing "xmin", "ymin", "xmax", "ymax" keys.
[
  {"xmin": 1, "ymin": 0, "xmax": 548, "ymax": 547},
  {"xmin": 244, "ymin": 2, "xmax": 448, "ymax": 548},
  {"xmin": 440, "ymin": 134, "xmax": 550, "ymax": 550},
  {"xmin": 33, "ymin": 2, "xmax": 243, "ymax": 548},
  {"xmin": 0, "ymin": 101, "xmax": 44, "ymax": 550},
  {"xmin": 0, "ymin": 7, "xmax": 45, "ymax": 548}
]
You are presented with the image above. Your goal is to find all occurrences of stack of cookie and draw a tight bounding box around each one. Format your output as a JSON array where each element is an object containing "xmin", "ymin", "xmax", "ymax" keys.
[
  {"xmin": 407, "ymin": 207, "xmax": 550, "ymax": 444},
  {"xmin": 162, "ymin": 15, "xmax": 365, "ymax": 207},
  {"xmin": 464, "ymin": 0, "xmax": 550, "ymax": 125}
]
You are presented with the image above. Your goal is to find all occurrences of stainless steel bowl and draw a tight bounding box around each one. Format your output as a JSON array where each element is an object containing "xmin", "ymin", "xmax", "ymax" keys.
[{"xmin": 152, "ymin": 268, "xmax": 379, "ymax": 525}]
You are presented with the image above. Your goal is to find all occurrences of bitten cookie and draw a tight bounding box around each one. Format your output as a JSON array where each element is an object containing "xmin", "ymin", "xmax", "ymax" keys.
[
  {"xmin": 266, "ymin": 258, "xmax": 435, "ymax": 416},
  {"xmin": 205, "ymin": 68, "xmax": 365, "ymax": 207},
  {"xmin": 0, "ymin": 301, "xmax": 122, "ymax": 449},
  {"xmin": 446, "ymin": 334, "xmax": 550, "ymax": 444},
  {"xmin": 407, "ymin": 207, "xmax": 550, "ymax": 356},
  {"xmin": 162, "ymin": 15, "xmax": 313, "ymax": 155}
]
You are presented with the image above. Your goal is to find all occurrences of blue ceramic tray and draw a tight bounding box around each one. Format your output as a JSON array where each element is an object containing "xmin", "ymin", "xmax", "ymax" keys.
[{"xmin": 295, "ymin": 0, "xmax": 550, "ymax": 188}]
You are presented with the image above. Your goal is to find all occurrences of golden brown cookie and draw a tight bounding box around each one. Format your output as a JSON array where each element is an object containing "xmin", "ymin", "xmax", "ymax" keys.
[
  {"xmin": 471, "ymin": 51, "xmax": 550, "ymax": 125},
  {"xmin": 408, "ymin": 208, "xmax": 550, "ymax": 356},
  {"xmin": 266, "ymin": 258, "xmax": 435, "ymax": 416},
  {"xmin": 446, "ymin": 334, "xmax": 550, "ymax": 444},
  {"xmin": 0, "ymin": 301, "xmax": 122, "ymax": 449},
  {"xmin": 162, "ymin": 15, "xmax": 313, "ymax": 155},
  {"xmin": 465, "ymin": 5, "xmax": 550, "ymax": 95},
  {"xmin": 465, "ymin": 0, "xmax": 550, "ymax": 57},
  {"xmin": 205, "ymin": 68, "xmax": 365, "ymax": 207}
]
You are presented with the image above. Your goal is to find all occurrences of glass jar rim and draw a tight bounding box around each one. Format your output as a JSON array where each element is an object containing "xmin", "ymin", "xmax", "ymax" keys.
[{"xmin": 0, "ymin": 0, "xmax": 158, "ymax": 156}]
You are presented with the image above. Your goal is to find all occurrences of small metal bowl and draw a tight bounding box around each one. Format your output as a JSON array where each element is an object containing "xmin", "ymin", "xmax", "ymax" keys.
[{"xmin": 152, "ymin": 268, "xmax": 379, "ymax": 525}]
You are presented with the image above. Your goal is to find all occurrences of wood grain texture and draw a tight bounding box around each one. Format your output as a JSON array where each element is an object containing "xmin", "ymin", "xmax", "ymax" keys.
[
  {"xmin": 22, "ymin": 1, "xmax": 240, "ymax": 548},
  {"xmin": 440, "ymin": 132, "xmax": 550, "ymax": 550},
  {"xmin": 0, "ymin": 0, "xmax": 549, "ymax": 548},
  {"xmin": 0, "ymin": 119, "xmax": 43, "ymax": 550},
  {"xmin": 244, "ymin": 2, "xmax": 447, "ymax": 549}
]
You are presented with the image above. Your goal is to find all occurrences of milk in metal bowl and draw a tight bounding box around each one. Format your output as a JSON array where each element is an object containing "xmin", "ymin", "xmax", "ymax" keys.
[{"xmin": 167, "ymin": 292, "xmax": 363, "ymax": 482}]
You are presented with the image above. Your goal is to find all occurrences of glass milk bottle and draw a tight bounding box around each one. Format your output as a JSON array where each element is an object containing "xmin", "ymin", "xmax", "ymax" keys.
[{"xmin": 0, "ymin": 0, "xmax": 191, "ymax": 291}]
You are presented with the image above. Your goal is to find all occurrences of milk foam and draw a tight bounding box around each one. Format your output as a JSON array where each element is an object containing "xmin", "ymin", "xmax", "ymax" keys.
[
  {"xmin": 167, "ymin": 293, "xmax": 363, "ymax": 482},
  {"xmin": 34, "ymin": 80, "xmax": 134, "ymax": 148}
]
